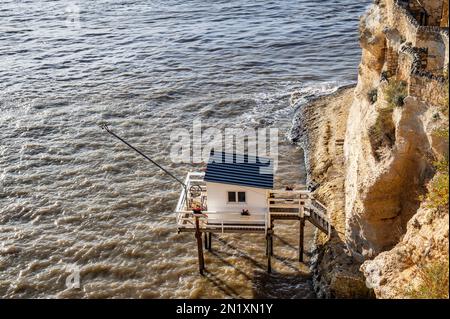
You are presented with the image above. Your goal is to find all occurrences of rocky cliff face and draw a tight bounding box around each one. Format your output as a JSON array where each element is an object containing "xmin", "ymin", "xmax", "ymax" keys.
[
  {"xmin": 345, "ymin": 0, "xmax": 448, "ymax": 298},
  {"xmin": 345, "ymin": 0, "xmax": 447, "ymax": 257},
  {"xmin": 361, "ymin": 190, "xmax": 448, "ymax": 298},
  {"xmin": 293, "ymin": 0, "xmax": 448, "ymax": 298}
]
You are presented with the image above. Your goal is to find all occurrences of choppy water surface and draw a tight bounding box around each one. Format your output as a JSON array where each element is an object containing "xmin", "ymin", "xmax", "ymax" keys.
[{"xmin": 0, "ymin": 0, "xmax": 369, "ymax": 298}]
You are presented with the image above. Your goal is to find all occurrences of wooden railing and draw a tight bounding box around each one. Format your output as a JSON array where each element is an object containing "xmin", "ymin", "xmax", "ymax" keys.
[
  {"xmin": 176, "ymin": 173, "xmax": 330, "ymax": 237},
  {"xmin": 267, "ymin": 190, "xmax": 309, "ymax": 217},
  {"xmin": 176, "ymin": 172, "xmax": 267, "ymax": 233},
  {"xmin": 268, "ymin": 190, "xmax": 330, "ymax": 236},
  {"xmin": 306, "ymin": 199, "xmax": 330, "ymax": 235},
  {"xmin": 178, "ymin": 210, "xmax": 267, "ymax": 233}
]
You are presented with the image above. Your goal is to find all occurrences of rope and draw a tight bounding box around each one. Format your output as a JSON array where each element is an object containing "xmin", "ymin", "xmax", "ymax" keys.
[{"xmin": 99, "ymin": 123, "xmax": 188, "ymax": 195}]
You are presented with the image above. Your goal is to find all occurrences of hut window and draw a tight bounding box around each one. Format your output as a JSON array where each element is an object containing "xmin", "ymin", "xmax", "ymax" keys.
[
  {"xmin": 228, "ymin": 191, "xmax": 236, "ymax": 202},
  {"xmin": 227, "ymin": 191, "xmax": 246, "ymax": 203}
]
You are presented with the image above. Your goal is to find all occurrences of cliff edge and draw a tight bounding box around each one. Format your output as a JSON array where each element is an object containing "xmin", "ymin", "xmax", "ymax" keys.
[{"xmin": 292, "ymin": 0, "xmax": 449, "ymax": 298}]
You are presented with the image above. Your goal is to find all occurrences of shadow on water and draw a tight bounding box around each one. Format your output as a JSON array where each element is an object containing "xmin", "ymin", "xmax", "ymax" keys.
[
  {"xmin": 273, "ymin": 234, "xmax": 297, "ymax": 250},
  {"xmin": 203, "ymin": 270, "xmax": 241, "ymax": 299},
  {"xmin": 251, "ymin": 271, "xmax": 315, "ymax": 299},
  {"xmin": 272, "ymin": 255, "xmax": 301, "ymax": 272},
  {"xmin": 213, "ymin": 235, "xmax": 266, "ymax": 271},
  {"xmin": 257, "ymin": 238, "xmax": 314, "ymax": 298},
  {"xmin": 204, "ymin": 232, "xmax": 316, "ymax": 299},
  {"xmin": 209, "ymin": 251, "xmax": 252, "ymax": 281}
]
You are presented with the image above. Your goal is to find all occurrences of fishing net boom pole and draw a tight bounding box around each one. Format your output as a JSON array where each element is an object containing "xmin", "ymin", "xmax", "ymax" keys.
[{"xmin": 99, "ymin": 124, "xmax": 188, "ymax": 195}]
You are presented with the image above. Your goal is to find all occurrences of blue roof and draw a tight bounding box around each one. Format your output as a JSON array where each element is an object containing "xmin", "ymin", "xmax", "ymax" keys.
[{"xmin": 204, "ymin": 151, "xmax": 274, "ymax": 189}]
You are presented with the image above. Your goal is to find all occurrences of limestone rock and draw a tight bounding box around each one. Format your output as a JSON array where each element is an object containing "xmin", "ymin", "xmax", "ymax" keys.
[{"xmin": 292, "ymin": 0, "xmax": 449, "ymax": 298}]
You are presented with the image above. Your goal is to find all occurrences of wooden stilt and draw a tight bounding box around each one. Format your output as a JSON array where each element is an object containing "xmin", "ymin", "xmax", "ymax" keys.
[
  {"xmin": 270, "ymin": 235, "xmax": 273, "ymax": 256},
  {"xmin": 270, "ymin": 219, "xmax": 274, "ymax": 256},
  {"xmin": 267, "ymin": 230, "xmax": 272, "ymax": 273},
  {"xmin": 194, "ymin": 215, "xmax": 205, "ymax": 275},
  {"xmin": 299, "ymin": 218, "xmax": 305, "ymax": 262},
  {"xmin": 208, "ymin": 232, "xmax": 212, "ymax": 251},
  {"xmin": 204, "ymin": 232, "xmax": 208, "ymax": 250}
]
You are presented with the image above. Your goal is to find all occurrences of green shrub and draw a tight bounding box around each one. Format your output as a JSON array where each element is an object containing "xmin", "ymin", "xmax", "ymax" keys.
[
  {"xmin": 367, "ymin": 88, "xmax": 378, "ymax": 104},
  {"xmin": 425, "ymin": 159, "xmax": 449, "ymax": 210},
  {"xmin": 404, "ymin": 260, "xmax": 449, "ymax": 299},
  {"xmin": 434, "ymin": 158, "xmax": 449, "ymax": 174},
  {"xmin": 433, "ymin": 127, "xmax": 448, "ymax": 138},
  {"xmin": 368, "ymin": 109, "xmax": 396, "ymax": 161},
  {"xmin": 384, "ymin": 79, "xmax": 408, "ymax": 109},
  {"xmin": 426, "ymin": 173, "xmax": 449, "ymax": 210}
]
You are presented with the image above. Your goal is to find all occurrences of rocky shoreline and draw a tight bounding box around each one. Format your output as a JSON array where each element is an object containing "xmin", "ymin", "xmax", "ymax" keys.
[{"xmin": 289, "ymin": 85, "xmax": 375, "ymax": 298}]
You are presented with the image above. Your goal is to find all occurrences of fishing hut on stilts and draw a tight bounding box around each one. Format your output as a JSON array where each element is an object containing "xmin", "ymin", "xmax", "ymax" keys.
[
  {"xmin": 176, "ymin": 151, "xmax": 330, "ymax": 274},
  {"xmin": 100, "ymin": 125, "xmax": 330, "ymax": 275}
]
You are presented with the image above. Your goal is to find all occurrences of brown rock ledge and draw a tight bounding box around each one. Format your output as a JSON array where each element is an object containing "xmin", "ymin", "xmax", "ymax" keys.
[{"xmin": 290, "ymin": 85, "xmax": 375, "ymax": 298}]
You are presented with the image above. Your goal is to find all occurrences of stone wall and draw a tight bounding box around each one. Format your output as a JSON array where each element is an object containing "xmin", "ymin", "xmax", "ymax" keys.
[
  {"xmin": 409, "ymin": 73, "xmax": 447, "ymax": 106},
  {"xmin": 388, "ymin": 0, "xmax": 420, "ymax": 44},
  {"xmin": 399, "ymin": 43, "xmax": 447, "ymax": 107},
  {"xmin": 386, "ymin": 47, "xmax": 399, "ymax": 76},
  {"xmin": 416, "ymin": 27, "xmax": 447, "ymax": 70},
  {"xmin": 384, "ymin": 0, "xmax": 448, "ymax": 106},
  {"xmin": 388, "ymin": 0, "xmax": 447, "ymax": 71},
  {"xmin": 421, "ymin": 0, "xmax": 446, "ymax": 26},
  {"xmin": 397, "ymin": 46, "xmax": 415, "ymax": 80},
  {"xmin": 403, "ymin": 0, "xmax": 445, "ymax": 26}
]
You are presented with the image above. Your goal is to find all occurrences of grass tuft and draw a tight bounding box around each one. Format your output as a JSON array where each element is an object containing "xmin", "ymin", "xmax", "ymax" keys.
[
  {"xmin": 368, "ymin": 109, "xmax": 396, "ymax": 161},
  {"xmin": 384, "ymin": 79, "xmax": 407, "ymax": 110},
  {"xmin": 404, "ymin": 260, "xmax": 449, "ymax": 299},
  {"xmin": 368, "ymin": 88, "xmax": 378, "ymax": 104},
  {"xmin": 423, "ymin": 158, "xmax": 449, "ymax": 211}
]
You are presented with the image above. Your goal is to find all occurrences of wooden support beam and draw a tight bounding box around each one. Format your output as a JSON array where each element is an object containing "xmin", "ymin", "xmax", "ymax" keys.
[
  {"xmin": 204, "ymin": 232, "xmax": 208, "ymax": 250},
  {"xmin": 270, "ymin": 220, "xmax": 274, "ymax": 256},
  {"xmin": 194, "ymin": 215, "xmax": 205, "ymax": 275},
  {"xmin": 266, "ymin": 230, "xmax": 273, "ymax": 273},
  {"xmin": 299, "ymin": 218, "xmax": 305, "ymax": 262},
  {"xmin": 270, "ymin": 232, "xmax": 274, "ymax": 256},
  {"xmin": 208, "ymin": 232, "xmax": 212, "ymax": 251},
  {"xmin": 267, "ymin": 237, "xmax": 272, "ymax": 273}
]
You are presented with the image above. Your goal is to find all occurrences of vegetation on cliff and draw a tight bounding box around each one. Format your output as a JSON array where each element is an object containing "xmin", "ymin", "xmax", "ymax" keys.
[
  {"xmin": 428, "ymin": 73, "xmax": 449, "ymax": 212},
  {"xmin": 405, "ymin": 70, "xmax": 448, "ymax": 300},
  {"xmin": 367, "ymin": 88, "xmax": 378, "ymax": 104},
  {"xmin": 384, "ymin": 79, "xmax": 407, "ymax": 109},
  {"xmin": 423, "ymin": 159, "xmax": 449, "ymax": 211},
  {"xmin": 404, "ymin": 260, "xmax": 449, "ymax": 299},
  {"xmin": 368, "ymin": 108, "xmax": 396, "ymax": 161}
]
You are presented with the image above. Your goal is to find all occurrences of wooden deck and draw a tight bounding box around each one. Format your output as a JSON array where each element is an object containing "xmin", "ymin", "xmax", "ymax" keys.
[
  {"xmin": 177, "ymin": 211, "xmax": 266, "ymax": 233},
  {"xmin": 176, "ymin": 173, "xmax": 330, "ymax": 235}
]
